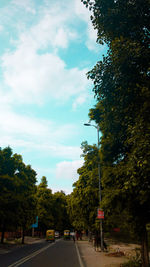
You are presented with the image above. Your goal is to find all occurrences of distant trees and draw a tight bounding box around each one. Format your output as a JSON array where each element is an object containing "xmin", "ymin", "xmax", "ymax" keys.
[
  {"xmin": 68, "ymin": 142, "xmax": 99, "ymax": 232},
  {"xmin": 0, "ymin": 147, "xmax": 71, "ymax": 243},
  {"xmin": 36, "ymin": 176, "xmax": 54, "ymax": 232},
  {"xmin": 53, "ymin": 191, "xmax": 71, "ymax": 232},
  {"xmin": 36, "ymin": 177, "xmax": 71, "ymax": 234}
]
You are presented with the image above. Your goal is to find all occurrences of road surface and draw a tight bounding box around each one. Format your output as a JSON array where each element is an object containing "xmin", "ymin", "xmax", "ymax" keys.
[{"xmin": 0, "ymin": 239, "xmax": 82, "ymax": 267}]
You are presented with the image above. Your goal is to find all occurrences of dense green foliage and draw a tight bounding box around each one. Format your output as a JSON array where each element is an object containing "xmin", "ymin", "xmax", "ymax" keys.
[
  {"xmin": 68, "ymin": 0, "xmax": 150, "ymax": 266},
  {"xmin": 0, "ymin": 147, "xmax": 71, "ymax": 243},
  {"xmin": 0, "ymin": 147, "xmax": 37, "ymax": 243},
  {"xmin": 67, "ymin": 142, "xmax": 99, "ymax": 232},
  {"xmin": 36, "ymin": 176, "xmax": 54, "ymax": 232},
  {"xmin": 36, "ymin": 177, "xmax": 71, "ymax": 233}
]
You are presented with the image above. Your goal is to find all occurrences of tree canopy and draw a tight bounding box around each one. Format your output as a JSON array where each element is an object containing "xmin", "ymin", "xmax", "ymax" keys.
[
  {"xmin": 0, "ymin": 147, "xmax": 37, "ymax": 243},
  {"xmin": 77, "ymin": 0, "xmax": 150, "ymax": 266},
  {"xmin": 0, "ymin": 147, "xmax": 72, "ymax": 243}
]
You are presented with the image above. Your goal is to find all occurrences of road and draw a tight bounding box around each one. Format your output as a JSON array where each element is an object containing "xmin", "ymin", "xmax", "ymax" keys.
[{"xmin": 0, "ymin": 239, "xmax": 82, "ymax": 267}]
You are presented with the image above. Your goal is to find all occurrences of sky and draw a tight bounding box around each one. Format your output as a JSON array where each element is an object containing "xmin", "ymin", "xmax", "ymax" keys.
[{"xmin": 0, "ymin": 0, "xmax": 107, "ymax": 194}]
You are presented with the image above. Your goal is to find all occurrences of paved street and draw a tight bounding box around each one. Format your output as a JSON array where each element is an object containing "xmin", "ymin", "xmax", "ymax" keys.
[{"xmin": 0, "ymin": 239, "xmax": 81, "ymax": 267}]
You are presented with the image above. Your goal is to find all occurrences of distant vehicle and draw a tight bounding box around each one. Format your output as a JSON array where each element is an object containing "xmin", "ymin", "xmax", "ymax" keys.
[
  {"xmin": 55, "ymin": 231, "xmax": 60, "ymax": 238},
  {"xmin": 64, "ymin": 230, "xmax": 70, "ymax": 240},
  {"xmin": 46, "ymin": 230, "xmax": 55, "ymax": 242}
]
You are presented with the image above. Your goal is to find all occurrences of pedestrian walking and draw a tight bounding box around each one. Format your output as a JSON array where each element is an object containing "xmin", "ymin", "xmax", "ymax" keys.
[{"xmin": 72, "ymin": 231, "xmax": 75, "ymax": 242}]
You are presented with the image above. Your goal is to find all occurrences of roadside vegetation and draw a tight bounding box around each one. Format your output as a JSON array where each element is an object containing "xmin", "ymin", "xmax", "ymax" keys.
[
  {"xmin": 0, "ymin": 146, "xmax": 71, "ymax": 244},
  {"xmin": 69, "ymin": 0, "xmax": 150, "ymax": 266}
]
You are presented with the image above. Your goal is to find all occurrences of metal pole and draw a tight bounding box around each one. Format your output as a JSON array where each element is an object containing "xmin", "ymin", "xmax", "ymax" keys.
[
  {"xmin": 97, "ymin": 127, "xmax": 103, "ymax": 251},
  {"xmin": 97, "ymin": 127, "xmax": 101, "ymax": 203},
  {"xmin": 84, "ymin": 123, "xmax": 104, "ymax": 251}
]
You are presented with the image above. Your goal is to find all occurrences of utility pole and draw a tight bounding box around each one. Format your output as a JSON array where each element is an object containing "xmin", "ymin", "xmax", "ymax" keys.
[{"xmin": 84, "ymin": 123, "xmax": 103, "ymax": 251}]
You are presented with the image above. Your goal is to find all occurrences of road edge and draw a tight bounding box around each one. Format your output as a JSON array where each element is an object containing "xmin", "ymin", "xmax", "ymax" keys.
[{"xmin": 75, "ymin": 242, "xmax": 85, "ymax": 267}]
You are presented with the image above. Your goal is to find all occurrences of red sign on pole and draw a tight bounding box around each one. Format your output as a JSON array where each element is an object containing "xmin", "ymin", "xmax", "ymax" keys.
[{"xmin": 97, "ymin": 209, "xmax": 104, "ymax": 219}]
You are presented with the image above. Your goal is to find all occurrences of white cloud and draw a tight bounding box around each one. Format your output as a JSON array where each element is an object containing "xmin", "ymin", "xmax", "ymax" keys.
[
  {"xmin": 2, "ymin": 48, "xmax": 89, "ymax": 104},
  {"xmin": 0, "ymin": 25, "xmax": 3, "ymax": 32},
  {"xmin": 0, "ymin": 0, "xmax": 97, "ymax": 52},
  {"xmin": 86, "ymin": 23, "xmax": 98, "ymax": 51},
  {"xmin": 0, "ymin": 108, "xmax": 49, "ymax": 136},
  {"xmin": 0, "ymin": 133, "xmax": 82, "ymax": 160},
  {"xmin": 0, "ymin": 0, "xmax": 95, "ymax": 106},
  {"xmin": 56, "ymin": 160, "xmax": 84, "ymax": 181},
  {"xmin": 72, "ymin": 94, "xmax": 87, "ymax": 110},
  {"xmin": 51, "ymin": 185, "xmax": 72, "ymax": 195},
  {"xmin": 15, "ymin": 1, "xmax": 78, "ymax": 51},
  {"xmin": 74, "ymin": 0, "xmax": 99, "ymax": 51},
  {"xmin": 74, "ymin": 0, "xmax": 90, "ymax": 22},
  {"xmin": 12, "ymin": 0, "xmax": 36, "ymax": 14},
  {"xmin": 0, "ymin": 103, "xmax": 82, "ymax": 159}
]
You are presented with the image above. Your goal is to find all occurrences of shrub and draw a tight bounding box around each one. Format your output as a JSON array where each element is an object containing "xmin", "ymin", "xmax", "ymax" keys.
[{"xmin": 121, "ymin": 250, "xmax": 142, "ymax": 267}]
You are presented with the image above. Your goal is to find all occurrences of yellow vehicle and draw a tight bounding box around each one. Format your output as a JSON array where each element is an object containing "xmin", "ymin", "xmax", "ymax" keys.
[
  {"xmin": 46, "ymin": 230, "xmax": 55, "ymax": 242},
  {"xmin": 64, "ymin": 230, "xmax": 70, "ymax": 240}
]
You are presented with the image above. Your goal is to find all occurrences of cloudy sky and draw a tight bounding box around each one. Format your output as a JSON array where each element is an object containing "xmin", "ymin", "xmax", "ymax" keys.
[{"xmin": 0, "ymin": 0, "xmax": 106, "ymax": 194}]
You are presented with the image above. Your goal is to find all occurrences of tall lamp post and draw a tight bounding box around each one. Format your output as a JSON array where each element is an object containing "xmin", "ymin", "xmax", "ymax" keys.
[{"xmin": 84, "ymin": 123, "xmax": 103, "ymax": 251}]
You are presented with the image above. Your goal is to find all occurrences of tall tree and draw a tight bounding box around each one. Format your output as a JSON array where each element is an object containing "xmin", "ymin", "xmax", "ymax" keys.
[
  {"xmin": 36, "ymin": 177, "xmax": 54, "ymax": 233},
  {"xmin": 16, "ymin": 163, "xmax": 37, "ymax": 244},
  {"xmin": 53, "ymin": 191, "xmax": 71, "ymax": 232},
  {"xmin": 82, "ymin": 0, "xmax": 150, "ymax": 266},
  {"xmin": 68, "ymin": 142, "xmax": 99, "ymax": 232},
  {"xmin": 0, "ymin": 147, "xmax": 37, "ymax": 244},
  {"xmin": 0, "ymin": 147, "xmax": 20, "ymax": 243}
]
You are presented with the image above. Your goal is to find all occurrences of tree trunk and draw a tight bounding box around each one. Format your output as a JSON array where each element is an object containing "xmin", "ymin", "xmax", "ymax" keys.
[
  {"xmin": 141, "ymin": 224, "xmax": 149, "ymax": 267},
  {"xmin": 22, "ymin": 228, "xmax": 25, "ymax": 244},
  {"xmin": 1, "ymin": 223, "xmax": 5, "ymax": 244}
]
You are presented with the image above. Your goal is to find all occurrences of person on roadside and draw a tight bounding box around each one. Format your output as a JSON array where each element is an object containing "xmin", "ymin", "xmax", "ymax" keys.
[
  {"xmin": 72, "ymin": 231, "xmax": 75, "ymax": 242},
  {"xmin": 76, "ymin": 231, "xmax": 79, "ymax": 240}
]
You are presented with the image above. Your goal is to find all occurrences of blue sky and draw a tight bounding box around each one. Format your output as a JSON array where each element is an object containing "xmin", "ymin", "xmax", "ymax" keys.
[{"xmin": 0, "ymin": 0, "xmax": 107, "ymax": 194}]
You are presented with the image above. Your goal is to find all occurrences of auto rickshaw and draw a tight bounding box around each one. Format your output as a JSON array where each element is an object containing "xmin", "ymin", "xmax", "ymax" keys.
[
  {"xmin": 46, "ymin": 230, "xmax": 55, "ymax": 242},
  {"xmin": 64, "ymin": 230, "xmax": 70, "ymax": 240}
]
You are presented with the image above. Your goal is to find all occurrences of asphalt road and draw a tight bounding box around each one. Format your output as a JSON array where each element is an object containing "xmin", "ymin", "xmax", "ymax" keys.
[{"xmin": 0, "ymin": 239, "xmax": 81, "ymax": 267}]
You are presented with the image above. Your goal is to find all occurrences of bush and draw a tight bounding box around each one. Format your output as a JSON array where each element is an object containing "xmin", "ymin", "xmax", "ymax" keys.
[{"xmin": 121, "ymin": 250, "xmax": 142, "ymax": 267}]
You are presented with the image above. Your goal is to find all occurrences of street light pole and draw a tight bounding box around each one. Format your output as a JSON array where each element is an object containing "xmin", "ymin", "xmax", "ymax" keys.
[
  {"xmin": 97, "ymin": 126, "xmax": 101, "ymax": 203},
  {"xmin": 84, "ymin": 123, "xmax": 103, "ymax": 251}
]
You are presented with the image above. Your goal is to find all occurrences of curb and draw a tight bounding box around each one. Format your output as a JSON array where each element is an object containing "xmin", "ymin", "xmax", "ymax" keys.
[{"xmin": 75, "ymin": 241, "xmax": 85, "ymax": 267}]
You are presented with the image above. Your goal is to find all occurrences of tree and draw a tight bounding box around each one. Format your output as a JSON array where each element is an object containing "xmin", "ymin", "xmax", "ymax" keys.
[
  {"xmin": 0, "ymin": 147, "xmax": 37, "ymax": 244},
  {"xmin": 36, "ymin": 177, "xmax": 54, "ymax": 233},
  {"xmin": 0, "ymin": 147, "xmax": 20, "ymax": 243},
  {"xmin": 68, "ymin": 142, "xmax": 99, "ymax": 232},
  {"xmin": 53, "ymin": 191, "xmax": 71, "ymax": 232},
  {"xmin": 81, "ymin": 0, "xmax": 150, "ymax": 266},
  {"xmin": 0, "ymin": 174, "xmax": 19, "ymax": 243},
  {"xmin": 16, "ymin": 163, "xmax": 37, "ymax": 244}
]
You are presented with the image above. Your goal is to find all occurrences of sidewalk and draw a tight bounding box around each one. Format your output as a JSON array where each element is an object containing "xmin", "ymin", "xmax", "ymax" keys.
[{"xmin": 76, "ymin": 238, "xmax": 132, "ymax": 267}]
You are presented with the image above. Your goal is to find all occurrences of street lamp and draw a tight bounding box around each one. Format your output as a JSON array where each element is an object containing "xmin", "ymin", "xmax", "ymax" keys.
[{"xmin": 84, "ymin": 123, "xmax": 103, "ymax": 251}]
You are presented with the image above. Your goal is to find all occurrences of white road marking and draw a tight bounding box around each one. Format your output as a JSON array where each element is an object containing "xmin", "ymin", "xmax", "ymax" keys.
[
  {"xmin": 75, "ymin": 242, "xmax": 85, "ymax": 267},
  {"xmin": 8, "ymin": 240, "xmax": 59, "ymax": 267}
]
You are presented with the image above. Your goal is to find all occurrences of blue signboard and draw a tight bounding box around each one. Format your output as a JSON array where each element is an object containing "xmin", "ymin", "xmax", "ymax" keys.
[{"xmin": 31, "ymin": 216, "xmax": 38, "ymax": 228}]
